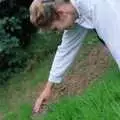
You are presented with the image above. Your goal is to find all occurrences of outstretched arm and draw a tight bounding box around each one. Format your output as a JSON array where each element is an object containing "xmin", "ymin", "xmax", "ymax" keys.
[
  {"xmin": 48, "ymin": 24, "xmax": 88, "ymax": 83},
  {"xmin": 32, "ymin": 24, "xmax": 88, "ymax": 113}
]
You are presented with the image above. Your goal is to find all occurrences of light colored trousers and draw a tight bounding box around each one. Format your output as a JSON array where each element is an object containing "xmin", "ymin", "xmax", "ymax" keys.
[{"xmin": 48, "ymin": 0, "xmax": 120, "ymax": 83}]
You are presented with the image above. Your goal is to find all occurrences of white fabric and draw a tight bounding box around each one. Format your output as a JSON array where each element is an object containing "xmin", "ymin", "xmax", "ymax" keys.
[
  {"xmin": 94, "ymin": 0, "xmax": 120, "ymax": 69},
  {"xmin": 48, "ymin": 24, "xmax": 88, "ymax": 83},
  {"xmin": 70, "ymin": 0, "xmax": 95, "ymax": 29},
  {"xmin": 48, "ymin": 0, "xmax": 120, "ymax": 83}
]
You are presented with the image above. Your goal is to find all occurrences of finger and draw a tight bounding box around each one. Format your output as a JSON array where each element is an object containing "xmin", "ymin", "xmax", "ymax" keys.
[
  {"xmin": 33, "ymin": 104, "xmax": 41, "ymax": 113},
  {"xmin": 33, "ymin": 103, "xmax": 45, "ymax": 113},
  {"xmin": 32, "ymin": 98, "xmax": 43, "ymax": 113},
  {"xmin": 34, "ymin": 98, "xmax": 49, "ymax": 113},
  {"xmin": 32, "ymin": 97, "xmax": 48, "ymax": 113},
  {"xmin": 38, "ymin": 101, "xmax": 48, "ymax": 113},
  {"xmin": 33, "ymin": 102, "xmax": 42, "ymax": 113}
]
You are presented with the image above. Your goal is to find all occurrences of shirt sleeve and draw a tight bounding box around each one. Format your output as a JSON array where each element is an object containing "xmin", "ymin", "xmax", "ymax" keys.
[
  {"xmin": 70, "ymin": 0, "xmax": 81, "ymax": 16},
  {"xmin": 48, "ymin": 24, "xmax": 88, "ymax": 83}
]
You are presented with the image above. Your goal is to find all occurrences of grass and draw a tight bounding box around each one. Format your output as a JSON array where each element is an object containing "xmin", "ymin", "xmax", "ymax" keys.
[
  {"xmin": 2, "ymin": 62, "xmax": 120, "ymax": 120},
  {"xmin": 0, "ymin": 31, "xmax": 61, "ymax": 119},
  {"xmin": 43, "ymin": 63, "xmax": 120, "ymax": 120},
  {"xmin": 0, "ymin": 31, "xmax": 119, "ymax": 120},
  {"xmin": 0, "ymin": 58, "xmax": 53, "ymax": 120}
]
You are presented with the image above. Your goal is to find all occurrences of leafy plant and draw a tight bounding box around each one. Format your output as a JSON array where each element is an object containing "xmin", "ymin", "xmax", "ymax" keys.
[{"xmin": 0, "ymin": 0, "xmax": 34, "ymax": 84}]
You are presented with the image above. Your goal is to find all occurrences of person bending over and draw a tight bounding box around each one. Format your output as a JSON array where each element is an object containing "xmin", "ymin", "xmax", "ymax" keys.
[{"xmin": 29, "ymin": 0, "xmax": 120, "ymax": 113}]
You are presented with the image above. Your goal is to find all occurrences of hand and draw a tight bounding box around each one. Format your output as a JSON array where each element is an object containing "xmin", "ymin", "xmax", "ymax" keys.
[{"xmin": 33, "ymin": 82, "xmax": 53, "ymax": 113}]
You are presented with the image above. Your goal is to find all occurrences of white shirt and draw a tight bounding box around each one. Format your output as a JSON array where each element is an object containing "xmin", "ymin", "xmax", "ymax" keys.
[
  {"xmin": 71, "ymin": 0, "xmax": 95, "ymax": 29},
  {"xmin": 48, "ymin": 0, "xmax": 120, "ymax": 83}
]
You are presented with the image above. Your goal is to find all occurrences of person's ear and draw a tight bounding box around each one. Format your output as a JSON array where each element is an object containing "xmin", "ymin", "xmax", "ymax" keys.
[
  {"xmin": 57, "ymin": 10, "xmax": 64, "ymax": 18},
  {"xmin": 56, "ymin": 5, "xmax": 66, "ymax": 14}
]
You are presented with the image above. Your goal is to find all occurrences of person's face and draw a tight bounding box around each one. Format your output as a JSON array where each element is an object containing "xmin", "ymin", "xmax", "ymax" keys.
[{"xmin": 41, "ymin": 3, "xmax": 77, "ymax": 31}]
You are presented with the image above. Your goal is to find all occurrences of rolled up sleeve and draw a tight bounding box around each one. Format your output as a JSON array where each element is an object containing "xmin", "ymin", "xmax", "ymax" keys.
[{"xmin": 48, "ymin": 24, "xmax": 88, "ymax": 83}]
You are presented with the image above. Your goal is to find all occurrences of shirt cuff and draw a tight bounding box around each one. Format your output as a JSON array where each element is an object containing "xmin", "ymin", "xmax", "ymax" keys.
[{"xmin": 48, "ymin": 74, "xmax": 63, "ymax": 83}]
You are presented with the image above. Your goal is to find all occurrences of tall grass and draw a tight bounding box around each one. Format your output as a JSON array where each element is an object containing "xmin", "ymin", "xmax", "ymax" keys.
[{"xmin": 43, "ymin": 64, "xmax": 120, "ymax": 120}]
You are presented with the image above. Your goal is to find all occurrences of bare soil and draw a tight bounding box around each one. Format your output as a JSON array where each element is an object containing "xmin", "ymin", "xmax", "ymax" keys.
[{"xmin": 51, "ymin": 43, "xmax": 111, "ymax": 100}]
